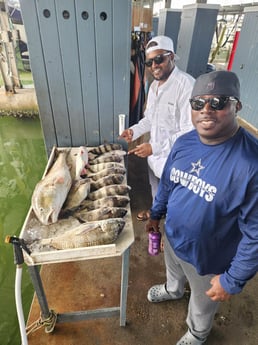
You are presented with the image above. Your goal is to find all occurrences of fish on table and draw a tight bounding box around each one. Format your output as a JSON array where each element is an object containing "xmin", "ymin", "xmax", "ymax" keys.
[
  {"xmin": 74, "ymin": 206, "xmax": 128, "ymax": 222},
  {"xmin": 90, "ymin": 174, "xmax": 125, "ymax": 191},
  {"xmin": 87, "ymin": 162, "xmax": 125, "ymax": 173},
  {"xmin": 68, "ymin": 146, "xmax": 89, "ymax": 180},
  {"xmin": 89, "ymin": 149, "xmax": 127, "ymax": 160},
  {"xmin": 89, "ymin": 149, "xmax": 127, "ymax": 162},
  {"xmin": 23, "ymin": 213, "xmax": 81, "ymax": 242},
  {"xmin": 31, "ymin": 150, "xmax": 72, "ymax": 225},
  {"xmin": 88, "ymin": 143, "xmax": 123, "ymax": 155},
  {"xmin": 89, "ymin": 154, "xmax": 123, "ymax": 165},
  {"xmin": 62, "ymin": 178, "xmax": 91, "ymax": 211},
  {"xmin": 86, "ymin": 166, "xmax": 126, "ymax": 181},
  {"xmin": 87, "ymin": 184, "xmax": 131, "ymax": 200},
  {"xmin": 80, "ymin": 195, "xmax": 130, "ymax": 211},
  {"xmin": 39, "ymin": 218, "xmax": 126, "ymax": 250}
]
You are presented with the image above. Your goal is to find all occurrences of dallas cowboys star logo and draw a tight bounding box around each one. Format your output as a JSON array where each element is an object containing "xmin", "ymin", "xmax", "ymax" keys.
[{"xmin": 190, "ymin": 159, "xmax": 205, "ymax": 177}]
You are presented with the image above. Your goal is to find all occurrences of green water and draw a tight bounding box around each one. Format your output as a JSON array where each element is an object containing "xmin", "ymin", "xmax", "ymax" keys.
[{"xmin": 0, "ymin": 116, "xmax": 47, "ymax": 345}]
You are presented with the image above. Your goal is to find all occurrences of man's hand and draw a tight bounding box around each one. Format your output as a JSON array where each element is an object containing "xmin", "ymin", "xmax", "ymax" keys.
[
  {"xmin": 128, "ymin": 143, "xmax": 152, "ymax": 157},
  {"xmin": 206, "ymin": 275, "xmax": 232, "ymax": 302},
  {"xmin": 119, "ymin": 129, "xmax": 133, "ymax": 143},
  {"xmin": 145, "ymin": 218, "xmax": 160, "ymax": 233}
]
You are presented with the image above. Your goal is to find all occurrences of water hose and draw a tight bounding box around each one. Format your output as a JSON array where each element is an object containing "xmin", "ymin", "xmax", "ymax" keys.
[
  {"xmin": 15, "ymin": 265, "xmax": 28, "ymax": 345},
  {"xmin": 5, "ymin": 236, "xmax": 31, "ymax": 345}
]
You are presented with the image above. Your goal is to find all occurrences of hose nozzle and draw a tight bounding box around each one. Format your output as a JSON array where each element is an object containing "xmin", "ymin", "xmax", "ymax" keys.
[{"xmin": 5, "ymin": 235, "xmax": 31, "ymax": 265}]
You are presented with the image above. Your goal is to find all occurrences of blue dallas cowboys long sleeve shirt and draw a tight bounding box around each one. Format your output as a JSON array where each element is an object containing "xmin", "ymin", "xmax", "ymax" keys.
[{"xmin": 150, "ymin": 127, "xmax": 258, "ymax": 294}]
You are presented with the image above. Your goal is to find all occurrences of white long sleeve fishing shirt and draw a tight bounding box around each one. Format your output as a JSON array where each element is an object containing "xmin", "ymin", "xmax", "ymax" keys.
[{"xmin": 130, "ymin": 66, "xmax": 195, "ymax": 178}]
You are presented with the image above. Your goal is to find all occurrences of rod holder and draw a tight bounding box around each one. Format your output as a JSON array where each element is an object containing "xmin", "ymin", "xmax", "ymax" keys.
[{"xmin": 118, "ymin": 114, "xmax": 126, "ymax": 135}]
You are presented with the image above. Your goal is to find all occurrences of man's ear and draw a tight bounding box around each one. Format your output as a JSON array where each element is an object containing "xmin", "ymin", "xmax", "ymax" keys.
[{"xmin": 236, "ymin": 101, "xmax": 242, "ymax": 112}]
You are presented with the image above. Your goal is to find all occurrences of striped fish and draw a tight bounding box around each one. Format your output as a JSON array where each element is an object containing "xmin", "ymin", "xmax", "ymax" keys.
[
  {"xmin": 80, "ymin": 195, "xmax": 130, "ymax": 211},
  {"xmin": 74, "ymin": 206, "xmax": 128, "ymax": 222},
  {"xmin": 87, "ymin": 184, "xmax": 131, "ymax": 200},
  {"xmin": 87, "ymin": 167, "xmax": 126, "ymax": 181},
  {"xmin": 89, "ymin": 154, "xmax": 123, "ymax": 165},
  {"xmin": 90, "ymin": 174, "xmax": 125, "ymax": 191},
  {"xmin": 88, "ymin": 143, "xmax": 123, "ymax": 155},
  {"xmin": 87, "ymin": 162, "xmax": 125, "ymax": 173}
]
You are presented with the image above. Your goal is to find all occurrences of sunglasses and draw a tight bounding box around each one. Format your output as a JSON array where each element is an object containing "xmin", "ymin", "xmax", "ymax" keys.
[
  {"xmin": 189, "ymin": 96, "xmax": 238, "ymax": 111},
  {"xmin": 145, "ymin": 52, "xmax": 171, "ymax": 67}
]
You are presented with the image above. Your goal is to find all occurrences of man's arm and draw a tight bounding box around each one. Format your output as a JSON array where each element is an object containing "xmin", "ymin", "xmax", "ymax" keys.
[{"xmin": 219, "ymin": 177, "xmax": 258, "ymax": 295}]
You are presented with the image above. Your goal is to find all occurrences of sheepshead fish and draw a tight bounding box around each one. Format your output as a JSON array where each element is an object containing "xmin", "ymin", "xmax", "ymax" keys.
[
  {"xmin": 87, "ymin": 162, "xmax": 125, "ymax": 173},
  {"xmin": 90, "ymin": 174, "xmax": 125, "ymax": 191},
  {"xmin": 80, "ymin": 195, "xmax": 130, "ymax": 211},
  {"xmin": 89, "ymin": 154, "xmax": 123, "ymax": 165},
  {"xmin": 31, "ymin": 150, "xmax": 72, "ymax": 225},
  {"xmin": 87, "ymin": 166, "xmax": 126, "ymax": 181},
  {"xmin": 87, "ymin": 184, "xmax": 131, "ymax": 200},
  {"xmin": 40, "ymin": 218, "xmax": 126, "ymax": 249},
  {"xmin": 74, "ymin": 206, "xmax": 128, "ymax": 222},
  {"xmin": 93, "ymin": 150, "xmax": 127, "ymax": 158},
  {"xmin": 88, "ymin": 150, "xmax": 126, "ymax": 163},
  {"xmin": 63, "ymin": 178, "xmax": 91, "ymax": 211},
  {"xmin": 88, "ymin": 143, "xmax": 123, "ymax": 155}
]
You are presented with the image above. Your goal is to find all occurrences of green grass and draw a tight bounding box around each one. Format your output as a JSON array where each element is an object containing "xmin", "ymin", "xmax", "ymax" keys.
[
  {"xmin": 0, "ymin": 47, "xmax": 34, "ymax": 87},
  {"xmin": 16, "ymin": 47, "xmax": 34, "ymax": 86},
  {"xmin": 19, "ymin": 69, "xmax": 34, "ymax": 86}
]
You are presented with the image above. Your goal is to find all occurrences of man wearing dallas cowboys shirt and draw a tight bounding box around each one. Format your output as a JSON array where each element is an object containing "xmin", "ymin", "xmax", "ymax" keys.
[{"xmin": 145, "ymin": 70, "xmax": 258, "ymax": 345}]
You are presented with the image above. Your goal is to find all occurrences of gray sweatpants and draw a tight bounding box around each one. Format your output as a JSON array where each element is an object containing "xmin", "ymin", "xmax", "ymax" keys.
[
  {"xmin": 164, "ymin": 234, "xmax": 220, "ymax": 339},
  {"xmin": 148, "ymin": 166, "xmax": 160, "ymax": 201}
]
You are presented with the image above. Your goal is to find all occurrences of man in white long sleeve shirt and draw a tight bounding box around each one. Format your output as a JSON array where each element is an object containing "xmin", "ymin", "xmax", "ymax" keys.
[{"xmin": 120, "ymin": 35, "xmax": 195, "ymax": 221}]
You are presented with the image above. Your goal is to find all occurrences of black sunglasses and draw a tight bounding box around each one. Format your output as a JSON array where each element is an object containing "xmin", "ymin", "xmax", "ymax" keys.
[
  {"xmin": 189, "ymin": 96, "xmax": 238, "ymax": 111},
  {"xmin": 145, "ymin": 52, "xmax": 171, "ymax": 67}
]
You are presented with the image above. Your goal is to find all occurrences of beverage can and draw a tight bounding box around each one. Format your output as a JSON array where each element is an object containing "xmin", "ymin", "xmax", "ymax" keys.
[{"xmin": 148, "ymin": 230, "xmax": 161, "ymax": 256}]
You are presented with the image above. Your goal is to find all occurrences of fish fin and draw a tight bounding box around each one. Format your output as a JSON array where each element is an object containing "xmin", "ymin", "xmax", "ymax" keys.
[
  {"xmin": 74, "ymin": 223, "xmax": 100, "ymax": 234},
  {"xmin": 101, "ymin": 206, "xmax": 112, "ymax": 215}
]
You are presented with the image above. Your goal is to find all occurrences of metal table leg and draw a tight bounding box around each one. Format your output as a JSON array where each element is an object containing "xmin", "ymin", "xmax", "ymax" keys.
[
  {"xmin": 27, "ymin": 265, "xmax": 51, "ymax": 320},
  {"xmin": 120, "ymin": 247, "xmax": 130, "ymax": 326},
  {"xmin": 28, "ymin": 247, "xmax": 131, "ymax": 328}
]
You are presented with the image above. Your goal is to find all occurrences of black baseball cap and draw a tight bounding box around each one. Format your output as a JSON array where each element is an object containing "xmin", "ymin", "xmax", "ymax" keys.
[{"xmin": 191, "ymin": 70, "xmax": 240, "ymax": 100}]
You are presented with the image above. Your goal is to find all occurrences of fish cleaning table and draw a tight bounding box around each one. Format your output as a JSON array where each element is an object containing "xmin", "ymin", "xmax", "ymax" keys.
[
  {"xmin": 19, "ymin": 146, "xmax": 135, "ymax": 333},
  {"xmin": 24, "ymin": 221, "xmax": 134, "ymax": 329}
]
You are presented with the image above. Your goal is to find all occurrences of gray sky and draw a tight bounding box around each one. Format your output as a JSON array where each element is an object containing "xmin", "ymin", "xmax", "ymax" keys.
[
  {"xmin": 170, "ymin": 0, "xmax": 255, "ymax": 7},
  {"xmin": 153, "ymin": 1, "xmax": 255, "ymax": 15}
]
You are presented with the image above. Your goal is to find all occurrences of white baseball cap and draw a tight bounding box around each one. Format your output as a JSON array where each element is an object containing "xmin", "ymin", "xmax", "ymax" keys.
[{"xmin": 146, "ymin": 35, "xmax": 180, "ymax": 60}]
